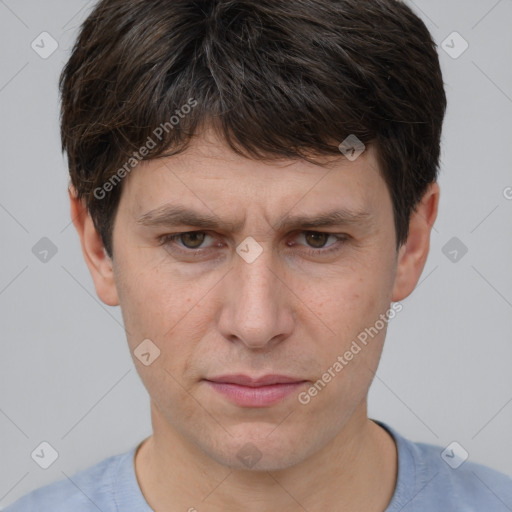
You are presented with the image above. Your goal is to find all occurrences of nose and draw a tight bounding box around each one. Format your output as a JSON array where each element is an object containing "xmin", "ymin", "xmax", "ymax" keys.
[{"xmin": 217, "ymin": 245, "xmax": 295, "ymax": 350}]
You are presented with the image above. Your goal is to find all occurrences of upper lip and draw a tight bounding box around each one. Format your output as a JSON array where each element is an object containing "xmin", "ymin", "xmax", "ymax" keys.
[{"xmin": 205, "ymin": 374, "xmax": 306, "ymax": 387}]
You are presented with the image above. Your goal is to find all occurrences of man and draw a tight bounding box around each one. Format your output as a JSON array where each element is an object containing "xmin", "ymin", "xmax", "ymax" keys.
[{"xmin": 6, "ymin": 0, "xmax": 511, "ymax": 510}]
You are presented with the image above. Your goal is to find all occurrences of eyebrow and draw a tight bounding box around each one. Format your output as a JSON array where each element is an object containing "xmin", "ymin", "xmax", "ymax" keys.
[{"xmin": 136, "ymin": 204, "xmax": 372, "ymax": 232}]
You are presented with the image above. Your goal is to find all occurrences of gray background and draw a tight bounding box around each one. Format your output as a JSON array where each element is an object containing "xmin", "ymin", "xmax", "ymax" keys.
[{"xmin": 1, "ymin": 0, "xmax": 511, "ymax": 508}]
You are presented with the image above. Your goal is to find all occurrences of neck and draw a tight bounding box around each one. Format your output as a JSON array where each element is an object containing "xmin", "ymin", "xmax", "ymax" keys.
[{"xmin": 134, "ymin": 401, "xmax": 397, "ymax": 512}]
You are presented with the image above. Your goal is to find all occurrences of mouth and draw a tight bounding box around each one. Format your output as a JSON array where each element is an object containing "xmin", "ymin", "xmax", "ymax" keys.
[{"xmin": 203, "ymin": 374, "xmax": 308, "ymax": 407}]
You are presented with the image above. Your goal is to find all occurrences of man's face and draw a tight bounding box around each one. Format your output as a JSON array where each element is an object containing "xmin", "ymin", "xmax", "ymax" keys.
[{"xmin": 109, "ymin": 130, "xmax": 400, "ymax": 471}]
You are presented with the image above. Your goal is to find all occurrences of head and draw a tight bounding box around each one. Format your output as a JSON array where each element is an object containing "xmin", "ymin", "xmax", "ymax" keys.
[{"xmin": 62, "ymin": 0, "xmax": 446, "ymax": 470}]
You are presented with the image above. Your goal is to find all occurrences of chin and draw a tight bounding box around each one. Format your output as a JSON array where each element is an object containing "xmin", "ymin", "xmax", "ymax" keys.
[{"xmin": 201, "ymin": 424, "xmax": 316, "ymax": 472}]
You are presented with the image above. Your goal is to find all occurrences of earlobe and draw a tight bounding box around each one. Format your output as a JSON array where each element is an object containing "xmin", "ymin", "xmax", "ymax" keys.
[
  {"xmin": 69, "ymin": 186, "xmax": 120, "ymax": 306},
  {"xmin": 392, "ymin": 182, "xmax": 440, "ymax": 302}
]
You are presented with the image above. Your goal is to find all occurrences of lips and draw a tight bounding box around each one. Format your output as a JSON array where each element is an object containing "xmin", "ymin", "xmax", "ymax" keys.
[
  {"xmin": 204, "ymin": 374, "xmax": 308, "ymax": 407},
  {"xmin": 205, "ymin": 374, "xmax": 305, "ymax": 387}
]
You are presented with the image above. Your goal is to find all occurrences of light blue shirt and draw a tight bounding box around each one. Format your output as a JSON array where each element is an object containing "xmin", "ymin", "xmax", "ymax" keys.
[{"xmin": 4, "ymin": 420, "xmax": 512, "ymax": 511}]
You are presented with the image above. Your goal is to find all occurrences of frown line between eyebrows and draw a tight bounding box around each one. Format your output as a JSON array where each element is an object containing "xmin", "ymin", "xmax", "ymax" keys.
[{"xmin": 135, "ymin": 204, "xmax": 373, "ymax": 234}]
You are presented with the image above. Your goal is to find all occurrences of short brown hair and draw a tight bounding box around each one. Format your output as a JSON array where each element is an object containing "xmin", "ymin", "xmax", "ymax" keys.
[{"xmin": 60, "ymin": 0, "xmax": 446, "ymax": 257}]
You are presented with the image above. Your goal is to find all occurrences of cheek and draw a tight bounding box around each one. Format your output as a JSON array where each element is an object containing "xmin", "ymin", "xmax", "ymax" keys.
[
  {"xmin": 114, "ymin": 254, "xmax": 219, "ymax": 385},
  {"xmin": 301, "ymin": 263, "xmax": 391, "ymax": 341},
  {"xmin": 115, "ymin": 254, "xmax": 194, "ymax": 340},
  {"xmin": 295, "ymin": 251, "xmax": 396, "ymax": 397},
  {"xmin": 114, "ymin": 262, "xmax": 204, "ymax": 421}
]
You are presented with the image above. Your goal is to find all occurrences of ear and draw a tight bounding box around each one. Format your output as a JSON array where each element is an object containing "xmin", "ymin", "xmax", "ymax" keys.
[
  {"xmin": 69, "ymin": 186, "xmax": 119, "ymax": 306},
  {"xmin": 392, "ymin": 182, "xmax": 440, "ymax": 302}
]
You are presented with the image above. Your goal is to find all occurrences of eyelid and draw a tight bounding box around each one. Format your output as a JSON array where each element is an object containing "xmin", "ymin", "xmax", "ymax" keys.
[
  {"xmin": 158, "ymin": 231, "xmax": 218, "ymax": 249},
  {"xmin": 159, "ymin": 230, "xmax": 349, "ymax": 254},
  {"xmin": 293, "ymin": 230, "xmax": 346, "ymax": 247}
]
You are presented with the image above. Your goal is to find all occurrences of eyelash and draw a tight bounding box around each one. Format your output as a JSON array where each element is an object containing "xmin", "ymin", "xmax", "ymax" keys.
[{"xmin": 157, "ymin": 231, "xmax": 349, "ymax": 258}]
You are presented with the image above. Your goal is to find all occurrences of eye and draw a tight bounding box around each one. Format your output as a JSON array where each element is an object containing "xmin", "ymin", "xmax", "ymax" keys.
[
  {"xmin": 158, "ymin": 231, "xmax": 217, "ymax": 251},
  {"xmin": 291, "ymin": 231, "xmax": 348, "ymax": 253},
  {"xmin": 175, "ymin": 231, "xmax": 208, "ymax": 249},
  {"xmin": 299, "ymin": 231, "xmax": 338, "ymax": 249},
  {"xmin": 158, "ymin": 230, "xmax": 349, "ymax": 260}
]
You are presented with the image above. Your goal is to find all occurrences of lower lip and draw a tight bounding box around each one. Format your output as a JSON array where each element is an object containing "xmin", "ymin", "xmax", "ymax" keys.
[{"xmin": 205, "ymin": 380, "xmax": 307, "ymax": 407}]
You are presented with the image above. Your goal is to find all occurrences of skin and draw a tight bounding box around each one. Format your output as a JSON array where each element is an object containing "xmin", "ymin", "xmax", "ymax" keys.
[{"xmin": 70, "ymin": 127, "xmax": 439, "ymax": 512}]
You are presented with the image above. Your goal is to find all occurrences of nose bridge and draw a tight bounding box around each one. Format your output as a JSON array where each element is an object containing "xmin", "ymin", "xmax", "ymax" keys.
[
  {"xmin": 237, "ymin": 250, "xmax": 275, "ymax": 309},
  {"xmin": 218, "ymin": 244, "xmax": 293, "ymax": 348}
]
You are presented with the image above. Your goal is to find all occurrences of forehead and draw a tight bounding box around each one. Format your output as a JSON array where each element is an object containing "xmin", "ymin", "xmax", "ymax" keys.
[{"xmin": 118, "ymin": 129, "xmax": 389, "ymax": 226}]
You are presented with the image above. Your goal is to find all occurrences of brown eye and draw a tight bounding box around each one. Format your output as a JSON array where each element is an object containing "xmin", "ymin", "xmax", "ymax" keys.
[
  {"xmin": 180, "ymin": 232, "xmax": 206, "ymax": 248},
  {"xmin": 304, "ymin": 231, "xmax": 330, "ymax": 248}
]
